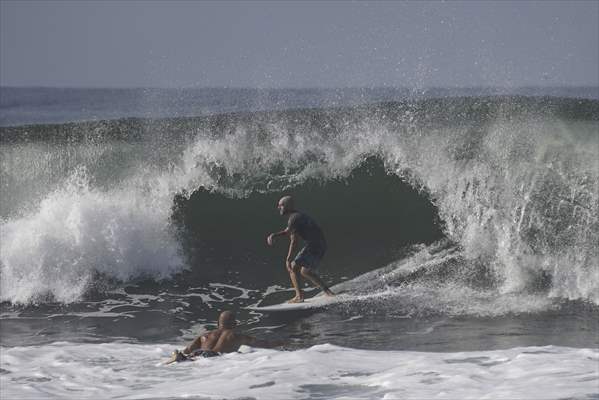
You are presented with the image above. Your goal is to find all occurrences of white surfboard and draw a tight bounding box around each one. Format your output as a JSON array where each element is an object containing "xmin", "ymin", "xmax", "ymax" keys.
[{"xmin": 247, "ymin": 293, "xmax": 351, "ymax": 313}]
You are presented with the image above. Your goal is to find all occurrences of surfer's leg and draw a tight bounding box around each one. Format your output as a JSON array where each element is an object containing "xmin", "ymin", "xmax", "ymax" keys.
[
  {"xmin": 294, "ymin": 247, "xmax": 332, "ymax": 296},
  {"xmin": 287, "ymin": 262, "xmax": 304, "ymax": 303},
  {"xmin": 300, "ymin": 267, "xmax": 334, "ymax": 296}
]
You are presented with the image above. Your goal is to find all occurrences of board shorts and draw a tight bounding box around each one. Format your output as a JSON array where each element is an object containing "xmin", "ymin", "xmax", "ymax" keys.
[
  {"xmin": 169, "ymin": 349, "xmax": 220, "ymax": 364},
  {"xmin": 189, "ymin": 349, "xmax": 220, "ymax": 358},
  {"xmin": 294, "ymin": 244, "xmax": 326, "ymax": 271}
]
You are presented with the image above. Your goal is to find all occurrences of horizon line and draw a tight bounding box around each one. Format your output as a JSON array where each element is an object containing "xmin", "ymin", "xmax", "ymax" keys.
[{"xmin": 2, "ymin": 84, "xmax": 599, "ymax": 91}]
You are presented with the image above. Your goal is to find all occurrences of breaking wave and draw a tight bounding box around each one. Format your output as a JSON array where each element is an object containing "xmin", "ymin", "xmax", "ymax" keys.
[{"xmin": 1, "ymin": 96, "xmax": 597, "ymax": 310}]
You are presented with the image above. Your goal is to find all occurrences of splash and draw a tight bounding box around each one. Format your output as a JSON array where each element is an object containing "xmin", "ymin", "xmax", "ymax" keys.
[{"xmin": 0, "ymin": 168, "xmax": 185, "ymax": 304}]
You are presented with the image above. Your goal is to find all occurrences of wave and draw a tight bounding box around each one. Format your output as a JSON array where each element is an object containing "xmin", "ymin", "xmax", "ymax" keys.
[{"xmin": 1, "ymin": 96, "xmax": 597, "ymax": 309}]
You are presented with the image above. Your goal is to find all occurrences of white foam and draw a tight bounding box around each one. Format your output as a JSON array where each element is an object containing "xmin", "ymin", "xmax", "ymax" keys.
[
  {"xmin": 1, "ymin": 342, "xmax": 596, "ymax": 399},
  {"xmin": 0, "ymin": 168, "xmax": 185, "ymax": 304},
  {"xmin": 331, "ymin": 243, "xmax": 559, "ymax": 317}
]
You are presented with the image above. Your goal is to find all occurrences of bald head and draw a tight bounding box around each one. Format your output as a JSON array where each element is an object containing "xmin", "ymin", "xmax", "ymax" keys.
[
  {"xmin": 218, "ymin": 311, "xmax": 236, "ymax": 329},
  {"xmin": 277, "ymin": 195, "xmax": 295, "ymax": 215}
]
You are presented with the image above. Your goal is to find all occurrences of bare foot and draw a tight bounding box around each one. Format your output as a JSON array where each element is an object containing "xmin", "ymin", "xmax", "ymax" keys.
[{"xmin": 287, "ymin": 296, "xmax": 304, "ymax": 303}]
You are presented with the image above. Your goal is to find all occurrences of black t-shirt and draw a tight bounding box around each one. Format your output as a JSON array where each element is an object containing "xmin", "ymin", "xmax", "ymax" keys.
[{"xmin": 287, "ymin": 212, "xmax": 326, "ymax": 249}]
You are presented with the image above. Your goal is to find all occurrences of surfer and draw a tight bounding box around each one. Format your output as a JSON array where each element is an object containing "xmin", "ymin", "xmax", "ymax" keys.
[
  {"xmin": 267, "ymin": 195, "xmax": 334, "ymax": 303},
  {"xmin": 169, "ymin": 311, "xmax": 277, "ymax": 362}
]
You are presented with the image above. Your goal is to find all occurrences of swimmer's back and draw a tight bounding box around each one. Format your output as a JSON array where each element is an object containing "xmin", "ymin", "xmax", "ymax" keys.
[{"xmin": 201, "ymin": 329, "xmax": 253, "ymax": 353}]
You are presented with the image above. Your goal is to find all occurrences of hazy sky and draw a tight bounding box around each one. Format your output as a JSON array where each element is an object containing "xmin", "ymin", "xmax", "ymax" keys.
[{"xmin": 1, "ymin": 0, "xmax": 597, "ymax": 88}]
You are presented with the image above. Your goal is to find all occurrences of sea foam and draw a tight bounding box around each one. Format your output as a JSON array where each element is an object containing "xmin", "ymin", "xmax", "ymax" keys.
[{"xmin": 1, "ymin": 342, "xmax": 596, "ymax": 399}]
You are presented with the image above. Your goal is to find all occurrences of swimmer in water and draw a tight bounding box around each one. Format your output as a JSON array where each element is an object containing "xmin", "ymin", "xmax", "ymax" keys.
[{"xmin": 168, "ymin": 311, "xmax": 280, "ymax": 363}]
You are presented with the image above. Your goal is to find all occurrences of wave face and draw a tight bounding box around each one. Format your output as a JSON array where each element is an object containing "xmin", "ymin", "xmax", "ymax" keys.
[{"xmin": 1, "ymin": 96, "xmax": 598, "ymax": 309}]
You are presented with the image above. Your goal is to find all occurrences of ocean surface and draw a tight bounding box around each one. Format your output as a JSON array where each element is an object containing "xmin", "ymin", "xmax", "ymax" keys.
[{"xmin": 1, "ymin": 87, "xmax": 598, "ymax": 399}]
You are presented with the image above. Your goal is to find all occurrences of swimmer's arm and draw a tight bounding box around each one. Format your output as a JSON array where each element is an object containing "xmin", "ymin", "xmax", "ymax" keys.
[
  {"xmin": 267, "ymin": 227, "xmax": 289, "ymax": 246},
  {"xmin": 183, "ymin": 335, "xmax": 206, "ymax": 354},
  {"xmin": 211, "ymin": 331, "xmax": 234, "ymax": 353}
]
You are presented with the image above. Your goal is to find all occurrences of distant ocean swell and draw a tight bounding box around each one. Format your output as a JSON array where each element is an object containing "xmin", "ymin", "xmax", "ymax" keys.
[{"xmin": 1, "ymin": 96, "xmax": 597, "ymax": 309}]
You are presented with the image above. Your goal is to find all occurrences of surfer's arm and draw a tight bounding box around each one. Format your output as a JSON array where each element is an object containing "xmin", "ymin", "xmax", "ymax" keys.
[{"xmin": 267, "ymin": 227, "xmax": 289, "ymax": 246}]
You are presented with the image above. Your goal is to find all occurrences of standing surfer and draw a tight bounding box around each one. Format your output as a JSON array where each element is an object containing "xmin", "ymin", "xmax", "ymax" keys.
[{"xmin": 267, "ymin": 195, "xmax": 334, "ymax": 303}]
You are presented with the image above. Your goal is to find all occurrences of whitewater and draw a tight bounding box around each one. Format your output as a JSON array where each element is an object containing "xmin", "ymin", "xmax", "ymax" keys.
[
  {"xmin": 1, "ymin": 87, "xmax": 598, "ymax": 399},
  {"xmin": 1, "ymin": 343, "xmax": 597, "ymax": 400}
]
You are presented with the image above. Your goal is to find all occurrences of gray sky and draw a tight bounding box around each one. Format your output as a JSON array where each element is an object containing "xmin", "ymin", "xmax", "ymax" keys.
[{"xmin": 1, "ymin": 0, "xmax": 597, "ymax": 88}]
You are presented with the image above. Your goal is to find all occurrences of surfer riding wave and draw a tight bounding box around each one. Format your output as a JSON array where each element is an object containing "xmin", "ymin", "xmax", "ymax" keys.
[{"xmin": 267, "ymin": 196, "xmax": 335, "ymax": 303}]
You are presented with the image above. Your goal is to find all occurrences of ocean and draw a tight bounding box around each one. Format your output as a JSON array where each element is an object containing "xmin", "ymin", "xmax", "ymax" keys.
[{"xmin": 1, "ymin": 87, "xmax": 598, "ymax": 399}]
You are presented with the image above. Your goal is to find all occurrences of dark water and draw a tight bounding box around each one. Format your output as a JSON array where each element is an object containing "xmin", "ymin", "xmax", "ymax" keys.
[{"xmin": 1, "ymin": 88, "xmax": 598, "ymax": 355}]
